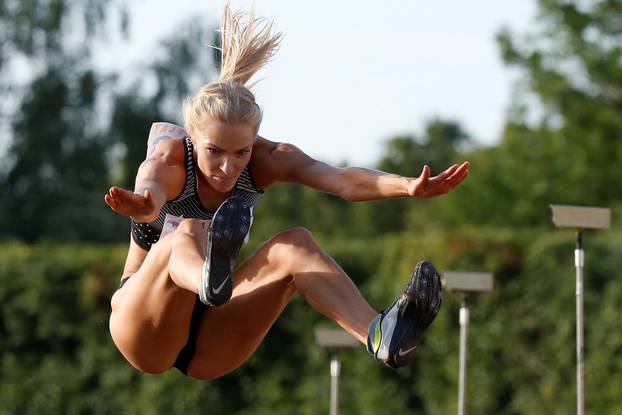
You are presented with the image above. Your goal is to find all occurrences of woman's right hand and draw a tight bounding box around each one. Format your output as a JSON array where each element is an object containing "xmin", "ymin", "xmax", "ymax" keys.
[{"xmin": 104, "ymin": 186, "xmax": 158, "ymax": 222}]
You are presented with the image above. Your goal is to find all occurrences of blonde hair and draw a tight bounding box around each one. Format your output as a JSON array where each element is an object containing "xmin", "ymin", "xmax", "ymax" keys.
[{"xmin": 183, "ymin": 5, "xmax": 283, "ymax": 136}]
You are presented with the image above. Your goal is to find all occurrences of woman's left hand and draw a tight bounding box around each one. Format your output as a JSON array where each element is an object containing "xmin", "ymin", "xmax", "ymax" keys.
[{"xmin": 407, "ymin": 161, "xmax": 470, "ymax": 198}]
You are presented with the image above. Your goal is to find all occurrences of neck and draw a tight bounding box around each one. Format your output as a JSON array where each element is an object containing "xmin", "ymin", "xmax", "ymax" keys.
[{"xmin": 196, "ymin": 171, "xmax": 234, "ymax": 211}]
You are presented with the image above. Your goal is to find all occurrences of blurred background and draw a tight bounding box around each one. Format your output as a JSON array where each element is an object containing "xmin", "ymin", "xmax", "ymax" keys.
[{"xmin": 1, "ymin": 0, "xmax": 621, "ymax": 414}]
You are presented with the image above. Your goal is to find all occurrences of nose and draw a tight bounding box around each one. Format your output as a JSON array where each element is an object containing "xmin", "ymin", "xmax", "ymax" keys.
[{"xmin": 220, "ymin": 156, "xmax": 236, "ymax": 176}]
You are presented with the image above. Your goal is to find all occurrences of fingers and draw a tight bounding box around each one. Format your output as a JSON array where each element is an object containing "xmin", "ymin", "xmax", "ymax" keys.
[
  {"xmin": 447, "ymin": 161, "xmax": 469, "ymax": 188},
  {"xmin": 107, "ymin": 187, "xmax": 123, "ymax": 206},
  {"xmin": 420, "ymin": 164, "xmax": 431, "ymax": 185},
  {"xmin": 104, "ymin": 193, "xmax": 116, "ymax": 210},
  {"xmin": 105, "ymin": 186, "xmax": 144, "ymax": 215},
  {"xmin": 424, "ymin": 161, "xmax": 469, "ymax": 196},
  {"xmin": 429, "ymin": 162, "xmax": 467, "ymax": 181},
  {"xmin": 105, "ymin": 187, "xmax": 121, "ymax": 211},
  {"xmin": 113, "ymin": 187, "xmax": 142, "ymax": 205},
  {"xmin": 411, "ymin": 161, "xmax": 470, "ymax": 198},
  {"xmin": 435, "ymin": 164, "xmax": 459, "ymax": 181}
]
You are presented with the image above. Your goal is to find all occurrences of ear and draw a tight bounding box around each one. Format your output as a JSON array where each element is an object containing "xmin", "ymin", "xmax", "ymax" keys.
[{"xmin": 186, "ymin": 128, "xmax": 196, "ymax": 144}]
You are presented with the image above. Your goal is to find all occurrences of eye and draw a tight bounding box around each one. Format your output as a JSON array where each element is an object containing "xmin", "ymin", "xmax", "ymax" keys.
[
  {"xmin": 206, "ymin": 147, "xmax": 220, "ymax": 154},
  {"xmin": 237, "ymin": 149, "xmax": 251, "ymax": 156}
]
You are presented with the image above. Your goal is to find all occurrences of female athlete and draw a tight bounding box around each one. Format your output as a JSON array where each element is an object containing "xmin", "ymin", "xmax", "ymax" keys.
[{"xmin": 105, "ymin": 5, "xmax": 469, "ymax": 380}]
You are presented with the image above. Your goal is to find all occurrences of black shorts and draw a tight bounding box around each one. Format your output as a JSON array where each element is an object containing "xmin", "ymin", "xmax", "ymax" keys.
[{"xmin": 118, "ymin": 277, "xmax": 208, "ymax": 375}]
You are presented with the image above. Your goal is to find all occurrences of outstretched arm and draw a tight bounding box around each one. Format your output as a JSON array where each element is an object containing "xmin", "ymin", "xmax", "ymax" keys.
[
  {"xmin": 254, "ymin": 141, "xmax": 469, "ymax": 201},
  {"xmin": 104, "ymin": 141, "xmax": 185, "ymax": 222}
]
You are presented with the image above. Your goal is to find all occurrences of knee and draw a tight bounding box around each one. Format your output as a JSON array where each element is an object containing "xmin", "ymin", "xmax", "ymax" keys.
[
  {"xmin": 266, "ymin": 227, "xmax": 322, "ymax": 267},
  {"xmin": 173, "ymin": 218, "xmax": 205, "ymax": 242},
  {"xmin": 273, "ymin": 227, "xmax": 318, "ymax": 251},
  {"xmin": 168, "ymin": 219, "xmax": 206, "ymax": 258}
]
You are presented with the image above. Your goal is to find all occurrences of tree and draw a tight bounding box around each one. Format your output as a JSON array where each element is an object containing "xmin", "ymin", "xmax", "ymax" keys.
[
  {"xmin": 3, "ymin": 64, "xmax": 114, "ymax": 242},
  {"xmin": 486, "ymin": 0, "xmax": 622, "ymax": 226},
  {"xmin": 0, "ymin": 1, "xmax": 219, "ymax": 242},
  {"xmin": 0, "ymin": 0, "xmax": 128, "ymax": 242}
]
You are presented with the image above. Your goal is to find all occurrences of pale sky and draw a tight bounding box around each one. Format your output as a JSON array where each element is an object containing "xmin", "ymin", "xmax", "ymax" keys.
[{"xmin": 107, "ymin": 0, "xmax": 537, "ymax": 166}]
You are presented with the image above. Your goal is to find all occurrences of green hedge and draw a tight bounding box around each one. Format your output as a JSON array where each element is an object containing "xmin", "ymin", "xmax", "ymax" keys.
[{"xmin": 1, "ymin": 227, "xmax": 621, "ymax": 414}]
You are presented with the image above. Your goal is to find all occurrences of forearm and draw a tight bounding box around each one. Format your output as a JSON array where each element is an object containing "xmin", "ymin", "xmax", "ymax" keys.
[
  {"xmin": 134, "ymin": 157, "xmax": 168, "ymax": 202},
  {"xmin": 132, "ymin": 178, "xmax": 166, "ymax": 222},
  {"xmin": 338, "ymin": 167, "xmax": 411, "ymax": 201}
]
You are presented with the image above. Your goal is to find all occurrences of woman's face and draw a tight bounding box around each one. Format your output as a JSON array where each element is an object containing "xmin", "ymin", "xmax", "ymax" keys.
[{"xmin": 192, "ymin": 118, "xmax": 256, "ymax": 193}]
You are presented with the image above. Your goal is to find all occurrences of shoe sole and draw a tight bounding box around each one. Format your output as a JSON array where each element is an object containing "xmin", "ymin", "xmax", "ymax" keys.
[
  {"xmin": 199, "ymin": 196, "xmax": 251, "ymax": 306},
  {"xmin": 390, "ymin": 260, "xmax": 442, "ymax": 367},
  {"xmin": 402, "ymin": 260, "xmax": 442, "ymax": 324}
]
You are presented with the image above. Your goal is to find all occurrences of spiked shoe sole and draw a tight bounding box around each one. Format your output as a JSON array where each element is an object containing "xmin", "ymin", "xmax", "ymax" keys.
[{"xmin": 199, "ymin": 196, "xmax": 251, "ymax": 306}]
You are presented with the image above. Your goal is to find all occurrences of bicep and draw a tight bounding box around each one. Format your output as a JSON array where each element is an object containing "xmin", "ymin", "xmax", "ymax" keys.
[
  {"xmin": 135, "ymin": 156, "xmax": 166, "ymax": 186},
  {"xmin": 263, "ymin": 143, "xmax": 346, "ymax": 195}
]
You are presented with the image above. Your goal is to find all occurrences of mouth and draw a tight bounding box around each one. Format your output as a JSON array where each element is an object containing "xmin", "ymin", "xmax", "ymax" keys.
[
  {"xmin": 211, "ymin": 176, "xmax": 236, "ymax": 183},
  {"xmin": 207, "ymin": 176, "xmax": 237, "ymax": 192}
]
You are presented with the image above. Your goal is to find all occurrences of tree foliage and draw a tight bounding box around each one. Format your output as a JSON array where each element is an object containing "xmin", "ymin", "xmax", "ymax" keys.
[
  {"xmin": 0, "ymin": 1, "xmax": 217, "ymax": 242},
  {"xmin": 484, "ymin": 0, "xmax": 622, "ymax": 225},
  {"xmin": 1, "ymin": 227, "xmax": 621, "ymax": 414}
]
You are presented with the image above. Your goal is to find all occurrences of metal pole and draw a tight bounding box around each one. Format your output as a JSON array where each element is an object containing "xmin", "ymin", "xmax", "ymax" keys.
[
  {"xmin": 330, "ymin": 353, "xmax": 340, "ymax": 415},
  {"xmin": 458, "ymin": 296, "xmax": 469, "ymax": 415},
  {"xmin": 575, "ymin": 231, "xmax": 585, "ymax": 415}
]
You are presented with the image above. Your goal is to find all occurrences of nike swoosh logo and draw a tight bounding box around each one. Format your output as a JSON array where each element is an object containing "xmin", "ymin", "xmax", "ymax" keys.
[
  {"xmin": 212, "ymin": 273, "xmax": 230, "ymax": 295},
  {"xmin": 397, "ymin": 344, "xmax": 418, "ymax": 357}
]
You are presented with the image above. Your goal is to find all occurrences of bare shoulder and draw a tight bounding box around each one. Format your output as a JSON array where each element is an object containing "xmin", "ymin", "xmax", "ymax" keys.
[
  {"xmin": 149, "ymin": 122, "xmax": 187, "ymax": 140},
  {"xmin": 250, "ymin": 137, "xmax": 314, "ymax": 189},
  {"xmin": 147, "ymin": 137, "xmax": 186, "ymax": 167}
]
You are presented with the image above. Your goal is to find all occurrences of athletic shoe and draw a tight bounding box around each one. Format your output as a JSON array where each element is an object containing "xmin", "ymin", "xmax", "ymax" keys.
[
  {"xmin": 199, "ymin": 196, "xmax": 251, "ymax": 306},
  {"xmin": 367, "ymin": 260, "xmax": 442, "ymax": 368}
]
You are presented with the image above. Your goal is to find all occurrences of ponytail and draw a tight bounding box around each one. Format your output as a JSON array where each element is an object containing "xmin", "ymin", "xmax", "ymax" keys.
[
  {"xmin": 218, "ymin": 4, "xmax": 283, "ymax": 86},
  {"xmin": 183, "ymin": 5, "xmax": 283, "ymax": 136}
]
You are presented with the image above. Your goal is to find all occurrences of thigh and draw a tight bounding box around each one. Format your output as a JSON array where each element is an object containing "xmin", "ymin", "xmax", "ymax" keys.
[
  {"xmin": 109, "ymin": 234, "xmax": 196, "ymax": 373},
  {"xmin": 187, "ymin": 236, "xmax": 296, "ymax": 380}
]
